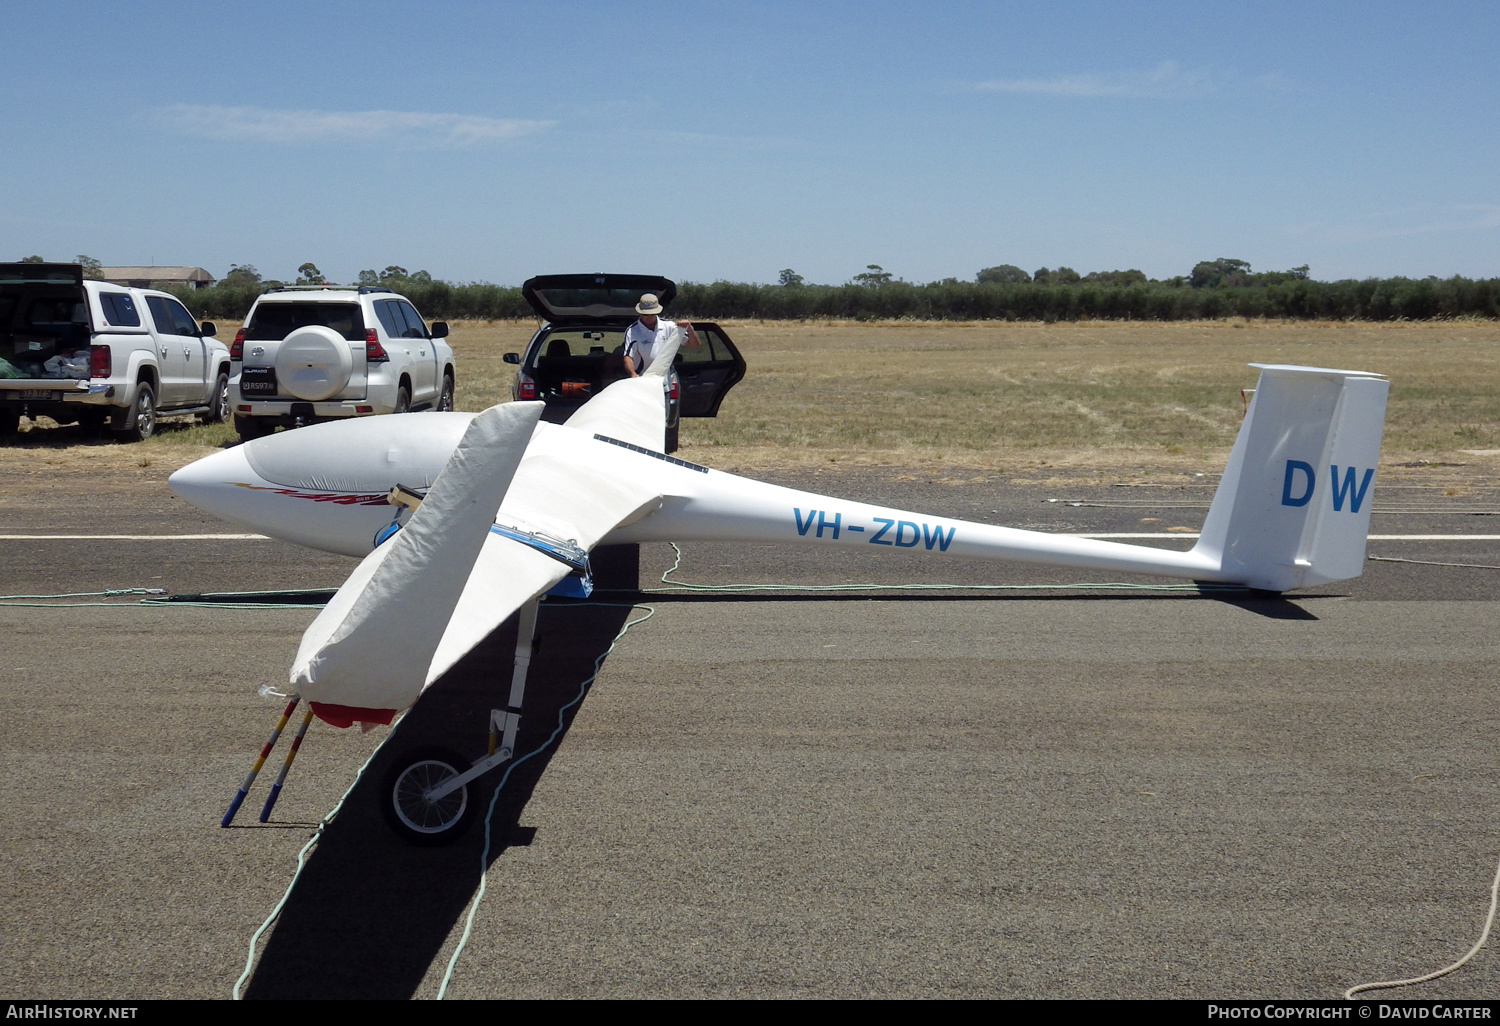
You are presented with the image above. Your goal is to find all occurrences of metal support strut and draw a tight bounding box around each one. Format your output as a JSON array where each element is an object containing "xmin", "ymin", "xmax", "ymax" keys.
[{"xmin": 429, "ymin": 598, "xmax": 540, "ymax": 803}]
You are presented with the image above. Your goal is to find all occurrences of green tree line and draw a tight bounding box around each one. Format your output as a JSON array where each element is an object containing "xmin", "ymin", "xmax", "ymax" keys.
[{"xmin": 48, "ymin": 257, "xmax": 1495, "ymax": 322}]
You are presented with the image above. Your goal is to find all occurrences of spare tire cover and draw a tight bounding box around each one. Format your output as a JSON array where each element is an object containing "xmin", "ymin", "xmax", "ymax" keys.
[{"xmin": 276, "ymin": 326, "xmax": 354, "ymax": 401}]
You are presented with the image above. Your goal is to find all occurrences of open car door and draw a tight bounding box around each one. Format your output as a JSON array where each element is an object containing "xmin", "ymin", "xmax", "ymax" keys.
[{"xmin": 677, "ymin": 321, "xmax": 746, "ymax": 417}]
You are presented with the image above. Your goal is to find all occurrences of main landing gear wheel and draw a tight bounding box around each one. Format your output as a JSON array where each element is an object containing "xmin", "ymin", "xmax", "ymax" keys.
[{"xmin": 380, "ymin": 747, "xmax": 477, "ymax": 845}]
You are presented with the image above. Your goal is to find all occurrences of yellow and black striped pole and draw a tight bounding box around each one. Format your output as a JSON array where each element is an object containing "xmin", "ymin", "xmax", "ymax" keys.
[
  {"xmin": 258, "ymin": 707, "xmax": 314, "ymax": 822},
  {"xmin": 221, "ymin": 695, "xmax": 299, "ymax": 827}
]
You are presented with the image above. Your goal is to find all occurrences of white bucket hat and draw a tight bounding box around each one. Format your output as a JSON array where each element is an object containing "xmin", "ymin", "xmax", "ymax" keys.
[{"xmin": 635, "ymin": 293, "xmax": 664, "ymax": 316}]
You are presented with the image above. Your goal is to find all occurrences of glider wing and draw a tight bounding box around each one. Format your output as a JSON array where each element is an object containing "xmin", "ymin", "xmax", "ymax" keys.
[
  {"xmin": 290, "ymin": 398, "xmax": 673, "ymax": 726},
  {"xmin": 561, "ymin": 324, "xmax": 682, "ymax": 451}
]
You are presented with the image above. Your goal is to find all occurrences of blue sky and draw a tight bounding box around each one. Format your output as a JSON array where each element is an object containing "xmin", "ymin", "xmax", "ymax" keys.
[{"xmin": 4, "ymin": 0, "xmax": 1498, "ymax": 285}]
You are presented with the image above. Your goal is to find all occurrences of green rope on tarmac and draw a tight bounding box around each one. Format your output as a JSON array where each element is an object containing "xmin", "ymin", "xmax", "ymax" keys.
[
  {"xmin": 436, "ymin": 602, "xmax": 657, "ymax": 1000},
  {"xmin": 0, "ymin": 587, "xmax": 170, "ymax": 607},
  {"xmin": 0, "ymin": 587, "xmax": 164, "ymax": 600},
  {"xmin": 233, "ymin": 726, "xmax": 399, "ymax": 1000}
]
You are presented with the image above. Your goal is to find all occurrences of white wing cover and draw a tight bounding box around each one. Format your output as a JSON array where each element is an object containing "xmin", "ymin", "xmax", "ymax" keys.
[
  {"xmin": 290, "ymin": 373, "xmax": 675, "ymax": 722},
  {"xmin": 290, "ymin": 402, "xmax": 545, "ymax": 716}
]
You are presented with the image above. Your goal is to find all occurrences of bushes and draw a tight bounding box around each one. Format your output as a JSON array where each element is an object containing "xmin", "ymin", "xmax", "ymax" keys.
[
  {"xmin": 673, "ymin": 279, "xmax": 1500, "ymax": 321},
  {"xmin": 164, "ymin": 275, "xmax": 1500, "ymax": 323}
]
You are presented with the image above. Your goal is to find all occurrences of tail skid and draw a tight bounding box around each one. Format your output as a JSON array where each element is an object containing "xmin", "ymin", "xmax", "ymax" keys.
[{"xmin": 610, "ymin": 364, "xmax": 1389, "ymax": 592}]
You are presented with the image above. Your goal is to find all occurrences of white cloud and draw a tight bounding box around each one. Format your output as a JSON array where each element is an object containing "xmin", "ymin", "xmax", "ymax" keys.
[
  {"xmin": 972, "ymin": 61, "xmax": 1215, "ymax": 99},
  {"xmin": 148, "ymin": 105, "xmax": 555, "ymax": 145}
]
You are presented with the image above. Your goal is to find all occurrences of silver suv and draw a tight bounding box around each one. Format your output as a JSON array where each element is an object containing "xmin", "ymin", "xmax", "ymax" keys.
[{"xmin": 231, "ymin": 285, "xmax": 456, "ymax": 441}]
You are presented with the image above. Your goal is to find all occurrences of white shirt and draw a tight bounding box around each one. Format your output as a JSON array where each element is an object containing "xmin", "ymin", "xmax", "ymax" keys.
[{"xmin": 623, "ymin": 318, "xmax": 681, "ymax": 374}]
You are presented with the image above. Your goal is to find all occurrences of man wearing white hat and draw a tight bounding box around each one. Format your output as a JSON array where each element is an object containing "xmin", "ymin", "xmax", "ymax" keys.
[{"xmin": 622, "ymin": 293, "xmax": 700, "ymax": 377}]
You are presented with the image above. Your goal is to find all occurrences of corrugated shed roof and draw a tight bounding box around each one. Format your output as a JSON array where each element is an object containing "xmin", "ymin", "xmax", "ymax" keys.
[{"xmin": 99, "ymin": 266, "xmax": 216, "ymax": 283}]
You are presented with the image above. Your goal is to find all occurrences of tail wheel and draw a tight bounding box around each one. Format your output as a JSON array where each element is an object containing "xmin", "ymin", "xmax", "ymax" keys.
[{"xmin": 380, "ymin": 747, "xmax": 477, "ymax": 845}]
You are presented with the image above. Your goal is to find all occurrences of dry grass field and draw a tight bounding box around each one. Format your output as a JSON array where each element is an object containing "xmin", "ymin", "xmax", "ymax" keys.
[{"xmin": 3, "ymin": 319, "xmax": 1498, "ymax": 487}]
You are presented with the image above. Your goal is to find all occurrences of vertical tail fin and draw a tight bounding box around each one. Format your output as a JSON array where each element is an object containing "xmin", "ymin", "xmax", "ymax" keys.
[{"xmin": 1193, "ymin": 364, "xmax": 1389, "ymax": 592}]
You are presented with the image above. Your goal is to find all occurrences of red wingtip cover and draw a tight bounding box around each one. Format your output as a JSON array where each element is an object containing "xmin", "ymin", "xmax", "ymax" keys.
[{"xmin": 309, "ymin": 703, "xmax": 397, "ymax": 729}]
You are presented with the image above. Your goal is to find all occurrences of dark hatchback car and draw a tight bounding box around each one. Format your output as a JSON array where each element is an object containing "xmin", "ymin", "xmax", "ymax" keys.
[{"xmin": 505, "ymin": 273, "xmax": 745, "ymax": 452}]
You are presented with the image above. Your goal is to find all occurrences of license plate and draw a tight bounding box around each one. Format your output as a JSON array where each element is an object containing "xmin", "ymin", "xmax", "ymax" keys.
[
  {"xmin": 240, "ymin": 368, "xmax": 277, "ymax": 395},
  {"xmin": 18, "ymin": 389, "xmax": 58, "ymax": 401}
]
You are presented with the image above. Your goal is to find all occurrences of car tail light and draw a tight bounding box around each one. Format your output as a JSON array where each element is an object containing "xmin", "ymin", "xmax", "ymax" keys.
[
  {"xmin": 668, "ymin": 377, "xmax": 680, "ymax": 401},
  {"xmin": 517, "ymin": 374, "xmax": 537, "ymax": 400},
  {"xmin": 89, "ymin": 345, "xmax": 111, "ymax": 378},
  {"xmin": 366, "ymin": 330, "xmax": 389, "ymax": 362},
  {"xmin": 230, "ymin": 328, "xmax": 245, "ymax": 361}
]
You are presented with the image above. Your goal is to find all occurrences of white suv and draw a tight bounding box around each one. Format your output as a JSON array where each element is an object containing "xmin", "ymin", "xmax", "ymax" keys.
[{"xmin": 230, "ymin": 285, "xmax": 456, "ymax": 441}]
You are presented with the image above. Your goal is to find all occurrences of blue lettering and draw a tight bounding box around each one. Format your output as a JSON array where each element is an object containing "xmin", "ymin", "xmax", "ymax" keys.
[
  {"xmin": 817, "ymin": 510, "xmax": 841, "ymax": 539},
  {"xmin": 1281, "ymin": 460, "xmax": 1315, "ymax": 507},
  {"xmin": 794, "ymin": 508, "xmax": 816, "ymax": 536},
  {"xmin": 848, "ymin": 525, "xmax": 865, "ymax": 532},
  {"xmin": 922, "ymin": 523, "xmax": 956, "ymax": 551},
  {"xmin": 1330, "ymin": 466, "xmax": 1375, "ymax": 513},
  {"xmin": 895, "ymin": 520, "xmax": 921, "ymax": 547},
  {"xmin": 870, "ymin": 517, "xmax": 894, "ymax": 545}
]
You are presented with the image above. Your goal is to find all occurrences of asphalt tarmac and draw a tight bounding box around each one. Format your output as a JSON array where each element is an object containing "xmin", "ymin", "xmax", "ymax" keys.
[{"xmin": 2, "ymin": 468, "xmax": 1499, "ymax": 1000}]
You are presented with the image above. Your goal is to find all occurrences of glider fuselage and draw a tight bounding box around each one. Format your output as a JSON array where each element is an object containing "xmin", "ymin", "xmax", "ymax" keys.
[{"xmin": 168, "ymin": 414, "xmax": 1225, "ymax": 581}]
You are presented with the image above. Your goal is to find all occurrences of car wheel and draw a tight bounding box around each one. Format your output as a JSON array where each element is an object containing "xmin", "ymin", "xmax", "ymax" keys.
[
  {"xmin": 114, "ymin": 382, "xmax": 156, "ymax": 442},
  {"xmin": 380, "ymin": 747, "xmax": 476, "ymax": 845},
  {"xmin": 437, "ymin": 373, "xmax": 455, "ymax": 412},
  {"xmin": 394, "ymin": 384, "xmax": 411, "ymax": 414},
  {"xmin": 664, "ymin": 421, "xmax": 679, "ymax": 453},
  {"xmin": 0, "ymin": 408, "xmax": 19, "ymax": 437},
  {"xmin": 202, "ymin": 372, "xmax": 231, "ymax": 425},
  {"xmin": 234, "ymin": 414, "xmax": 272, "ymax": 442}
]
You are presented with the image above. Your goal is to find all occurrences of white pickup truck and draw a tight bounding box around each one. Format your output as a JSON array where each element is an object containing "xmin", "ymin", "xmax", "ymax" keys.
[{"xmin": 0, "ymin": 262, "xmax": 232, "ymax": 441}]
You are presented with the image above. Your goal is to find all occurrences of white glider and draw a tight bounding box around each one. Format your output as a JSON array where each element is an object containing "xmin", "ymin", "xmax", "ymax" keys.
[{"xmin": 171, "ymin": 338, "xmax": 1387, "ymax": 839}]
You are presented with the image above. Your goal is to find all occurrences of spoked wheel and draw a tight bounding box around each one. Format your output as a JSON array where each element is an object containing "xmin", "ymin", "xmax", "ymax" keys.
[{"xmin": 380, "ymin": 747, "xmax": 477, "ymax": 845}]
